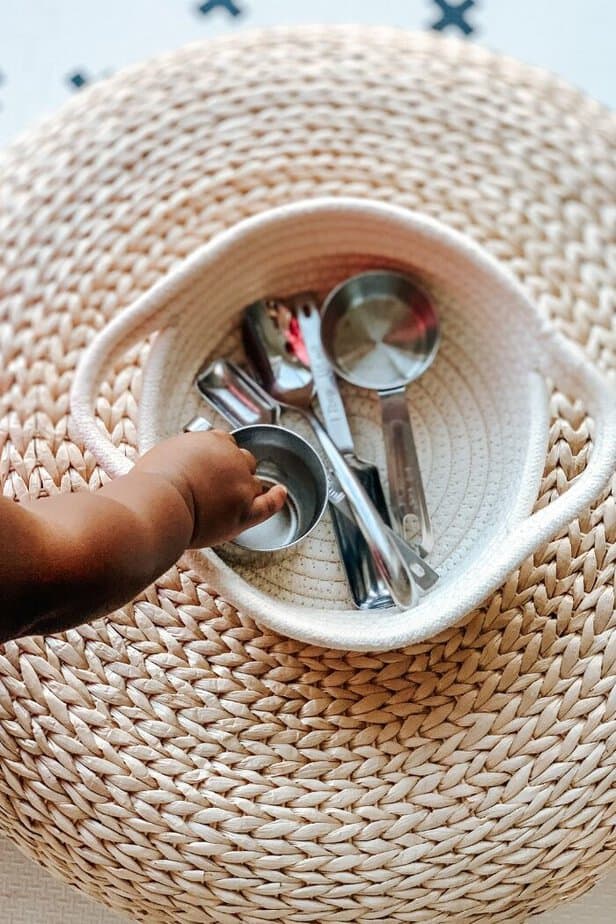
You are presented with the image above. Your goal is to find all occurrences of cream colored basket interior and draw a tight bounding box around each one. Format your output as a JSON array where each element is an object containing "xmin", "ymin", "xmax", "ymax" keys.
[{"xmin": 71, "ymin": 198, "xmax": 616, "ymax": 651}]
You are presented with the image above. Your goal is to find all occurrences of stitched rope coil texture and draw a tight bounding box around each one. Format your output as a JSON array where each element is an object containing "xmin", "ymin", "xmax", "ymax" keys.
[{"xmin": 0, "ymin": 25, "xmax": 615, "ymax": 923}]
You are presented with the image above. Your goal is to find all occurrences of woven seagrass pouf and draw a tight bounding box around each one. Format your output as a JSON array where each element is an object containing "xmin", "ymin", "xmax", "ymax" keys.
[{"xmin": 0, "ymin": 25, "xmax": 615, "ymax": 924}]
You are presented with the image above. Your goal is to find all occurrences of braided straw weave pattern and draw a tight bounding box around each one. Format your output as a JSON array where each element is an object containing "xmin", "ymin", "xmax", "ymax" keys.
[{"xmin": 0, "ymin": 25, "xmax": 615, "ymax": 923}]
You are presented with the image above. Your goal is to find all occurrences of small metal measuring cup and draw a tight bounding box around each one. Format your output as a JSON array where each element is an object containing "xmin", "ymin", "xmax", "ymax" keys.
[
  {"xmin": 321, "ymin": 271, "xmax": 439, "ymax": 551},
  {"xmin": 185, "ymin": 407, "xmax": 328, "ymax": 561}
]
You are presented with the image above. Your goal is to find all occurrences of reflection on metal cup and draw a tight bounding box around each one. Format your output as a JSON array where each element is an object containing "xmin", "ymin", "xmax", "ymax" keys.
[{"xmin": 220, "ymin": 424, "xmax": 329, "ymax": 563}]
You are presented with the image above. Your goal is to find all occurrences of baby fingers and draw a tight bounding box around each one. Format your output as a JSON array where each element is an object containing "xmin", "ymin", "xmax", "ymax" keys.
[{"xmin": 243, "ymin": 483, "xmax": 287, "ymax": 528}]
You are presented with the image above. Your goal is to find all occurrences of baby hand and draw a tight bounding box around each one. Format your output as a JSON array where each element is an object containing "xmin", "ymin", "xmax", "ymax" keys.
[{"xmin": 134, "ymin": 430, "xmax": 287, "ymax": 548}]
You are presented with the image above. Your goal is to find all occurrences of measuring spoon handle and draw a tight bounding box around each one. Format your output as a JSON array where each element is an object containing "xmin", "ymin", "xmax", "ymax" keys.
[
  {"xmin": 294, "ymin": 293, "xmax": 355, "ymax": 454},
  {"xmin": 379, "ymin": 387, "xmax": 433, "ymax": 554},
  {"xmin": 304, "ymin": 410, "xmax": 416, "ymax": 609}
]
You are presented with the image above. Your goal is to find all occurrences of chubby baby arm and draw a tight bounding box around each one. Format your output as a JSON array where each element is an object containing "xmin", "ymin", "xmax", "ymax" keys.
[{"xmin": 0, "ymin": 430, "xmax": 286, "ymax": 641}]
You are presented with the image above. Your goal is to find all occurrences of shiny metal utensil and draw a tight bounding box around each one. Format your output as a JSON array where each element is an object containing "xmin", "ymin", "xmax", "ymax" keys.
[
  {"xmin": 326, "ymin": 481, "xmax": 436, "ymax": 591},
  {"xmin": 321, "ymin": 270, "xmax": 439, "ymax": 552},
  {"xmin": 184, "ymin": 414, "xmax": 328, "ymax": 560},
  {"xmin": 291, "ymin": 294, "xmax": 357, "ymax": 455},
  {"xmin": 196, "ymin": 358, "xmax": 279, "ymax": 426},
  {"xmin": 293, "ymin": 291, "xmax": 395, "ymax": 608},
  {"xmin": 243, "ymin": 303, "xmax": 425, "ymax": 609},
  {"xmin": 193, "ymin": 359, "xmax": 438, "ymax": 593}
]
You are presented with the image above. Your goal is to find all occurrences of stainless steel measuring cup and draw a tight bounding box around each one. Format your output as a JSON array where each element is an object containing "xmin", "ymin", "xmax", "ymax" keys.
[
  {"xmin": 320, "ymin": 271, "xmax": 439, "ymax": 552},
  {"xmin": 184, "ymin": 413, "xmax": 328, "ymax": 561}
]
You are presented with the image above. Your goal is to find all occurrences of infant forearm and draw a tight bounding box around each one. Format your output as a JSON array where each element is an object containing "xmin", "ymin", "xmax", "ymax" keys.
[{"xmin": 0, "ymin": 471, "xmax": 194, "ymax": 640}]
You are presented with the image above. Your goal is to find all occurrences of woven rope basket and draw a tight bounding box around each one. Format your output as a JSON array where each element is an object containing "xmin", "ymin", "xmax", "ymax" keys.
[
  {"xmin": 70, "ymin": 196, "xmax": 616, "ymax": 651},
  {"xmin": 1, "ymin": 25, "xmax": 616, "ymax": 923}
]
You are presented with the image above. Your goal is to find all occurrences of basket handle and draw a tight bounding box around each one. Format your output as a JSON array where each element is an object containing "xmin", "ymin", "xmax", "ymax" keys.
[
  {"xmin": 508, "ymin": 328, "xmax": 616, "ymax": 552},
  {"xmin": 71, "ymin": 294, "xmax": 173, "ymax": 478}
]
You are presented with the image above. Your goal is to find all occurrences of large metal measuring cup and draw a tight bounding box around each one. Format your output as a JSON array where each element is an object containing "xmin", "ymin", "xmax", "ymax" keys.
[{"xmin": 321, "ymin": 271, "xmax": 439, "ymax": 552}]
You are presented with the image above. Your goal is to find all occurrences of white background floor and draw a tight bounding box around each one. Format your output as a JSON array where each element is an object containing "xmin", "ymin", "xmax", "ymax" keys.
[{"xmin": 1, "ymin": 1, "xmax": 615, "ymax": 921}]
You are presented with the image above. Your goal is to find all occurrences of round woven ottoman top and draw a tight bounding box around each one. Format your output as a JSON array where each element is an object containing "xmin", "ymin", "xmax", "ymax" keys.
[{"xmin": 1, "ymin": 25, "xmax": 615, "ymax": 924}]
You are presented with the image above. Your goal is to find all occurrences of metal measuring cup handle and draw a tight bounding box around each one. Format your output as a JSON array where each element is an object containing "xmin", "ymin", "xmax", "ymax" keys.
[
  {"xmin": 305, "ymin": 411, "xmax": 417, "ymax": 609},
  {"xmin": 379, "ymin": 387, "xmax": 434, "ymax": 553}
]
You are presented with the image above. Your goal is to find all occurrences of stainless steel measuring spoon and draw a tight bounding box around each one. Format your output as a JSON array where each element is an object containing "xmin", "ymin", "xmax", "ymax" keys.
[
  {"xmin": 195, "ymin": 358, "xmax": 438, "ymax": 595},
  {"xmin": 196, "ymin": 358, "xmax": 279, "ymax": 426},
  {"xmin": 276, "ymin": 292, "xmax": 393, "ymax": 609},
  {"xmin": 320, "ymin": 270, "xmax": 439, "ymax": 553}
]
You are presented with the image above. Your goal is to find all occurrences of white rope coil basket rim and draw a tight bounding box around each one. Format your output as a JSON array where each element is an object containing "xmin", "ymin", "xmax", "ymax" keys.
[{"xmin": 70, "ymin": 196, "xmax": 616, "ymax": 652}]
